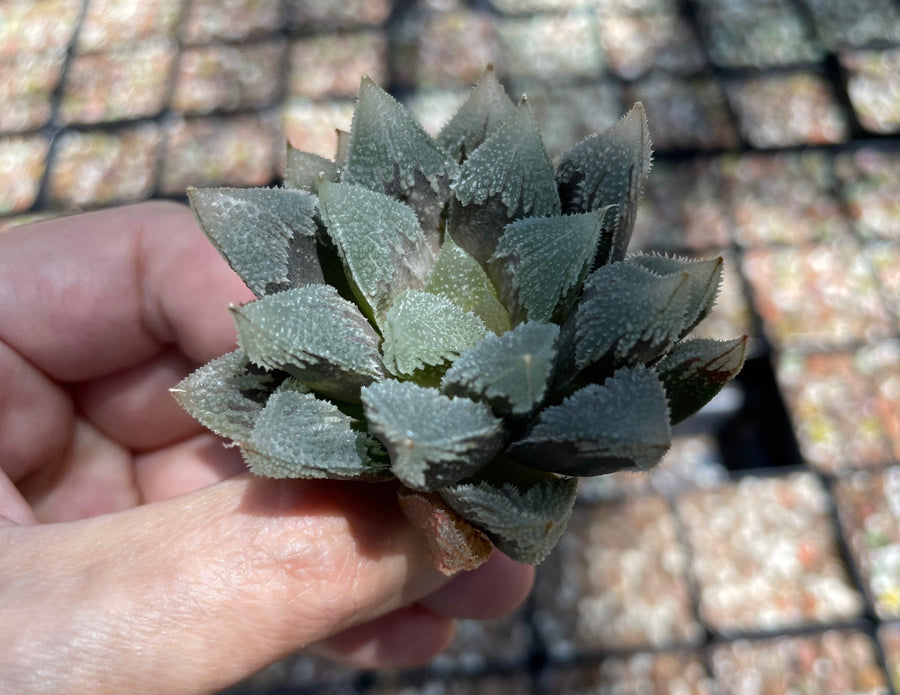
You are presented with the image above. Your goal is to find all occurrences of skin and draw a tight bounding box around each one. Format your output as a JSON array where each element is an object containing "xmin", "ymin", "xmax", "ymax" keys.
[{"xmin": 0, "ymin": 202, "xmax": 534, "ymax": 695}]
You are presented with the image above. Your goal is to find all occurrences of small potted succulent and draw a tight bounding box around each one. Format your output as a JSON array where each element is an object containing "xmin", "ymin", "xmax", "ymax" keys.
[{"xmin": 173, "ymin": 67, "xmax": 746, "ymax": 574}]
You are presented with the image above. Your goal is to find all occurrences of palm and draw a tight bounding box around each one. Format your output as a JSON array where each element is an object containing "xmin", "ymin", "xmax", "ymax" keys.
[{"xmin": 0, "ymin": 203, "xmax": 253, "ymax": 523}]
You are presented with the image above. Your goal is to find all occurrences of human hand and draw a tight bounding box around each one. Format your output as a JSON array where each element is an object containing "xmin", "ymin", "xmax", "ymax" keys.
[{"xmin": 0, "ymin": 202, "xmax": 533, "ymax": 694}]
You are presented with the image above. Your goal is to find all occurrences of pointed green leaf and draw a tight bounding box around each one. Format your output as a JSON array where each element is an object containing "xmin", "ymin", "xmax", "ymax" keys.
[
  {"xmin": 657, "ymin": 336, "xmax": 747, "ymax": 424},
  {"xmin": 318, "ymin": 180, "xmax": 437, "ymax": 322},
  {"xmin": 381, "ymin": 289, "xmax": 489, "ymax": 377},
  {"xmin": 574, "ymin": 262, "xmax": 690, "ymax": 371},
  {"xmin": 232, "ymin": 285, "xmax": 384, "ymax": 402},
  {"xmin": 442, "ymin": 322, "xmax": 559, "ymax": 416},
  {"xmin": 440, "ymin": 463, "xmax": 577, "ymax": 565},
  {"xmin": 490, "ymin": 207, "xmax": 613, "ymax": 323},
  {"xmin": 628, "ymin": 254, "xmax": 724, "ymax": 338},
  {"xmin": 508, "ymin": 366, "xmax": 671, "ymax": 476},
  {"xmin": 445, "ymin": 198, "xmax": 508, "ymax": 267},
  {"xmin": 343, "ymin": 76, "xmax": 457, "ymax": 197},
  {"xmin": 171, "ymin": 349, "xmax": 282, "ymax": 442},
  {"xmin": 449, "ymin": 99, "xmax": 561, "ymax": 266},
  {"xmin": 437, "ymin": 65, "xmax": 516, "ymax": 161},
  {"xmin": 556, "ymin": 103, "xmax": 652, "ymax": 262},
  {"xmin": 453, "ymin": 98, "xmax": 561, "ymax": 219},
  {"xmin": 244, "ymin": 388, "xmax": 388, "ymax": 480},
  {"xmin": 550, "ymin": 311, "xmax": 580, "ymax": 392},
  {"xmin": 188, "ymin": 186, "xmax": 323, "ymax": 296},
  {"xmin": 424, "ymin": 234, "xmax": 510, "ymax": 335},
  {"xmin": 360, "ymin": 380, "xmax": 504, "ymax": 491},
  {"xmin": 284, "ymin": 144, "xmax": 339, "ymax": 193}
]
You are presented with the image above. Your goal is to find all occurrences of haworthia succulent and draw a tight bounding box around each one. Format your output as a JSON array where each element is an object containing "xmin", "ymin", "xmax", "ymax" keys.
[
  {"xmin": 440, "ymin": 467, "xmax": 578, "ymax": 564},
  {"xmin": 437, "ymin": 65, "xmax": 516, "ymax": 161},
  {"xmin": 452, "ymin": 99, "xmax": 561, "ymax": 219},
  {"xmin": 177, "ymin": 68, "xmax": 747, "ymax": 576},
  {"xmin": 283, "ymin": 144, "xmax": 340, "ymax": 193},
  {"xmin": 361, "ymin": 380, "xmax": 504, "ymax": 491},
  {"xmin": 244, "ymin": 387, "xmax": 388, "ymax": 479},
  {"xmin": 380, "ymin": 289, "xmax": 490, "ymax": 377},
  {"xmin": 574, "ymin": 262, "xmax": 690, "ymax": 371},
  {"xmin": 508, "ymin": 366, "xmax": 671, "ymax": 476},
  {"xmin": 490, "ymin": 207, "xmax": 613, "ymax": 323},
  {"xmin": 442, "ymin": 321, "xmax": 559, "ymax": 416},
  {"xmin": 188, "ymin": 186, "xmax": 322, "ymax": 296},
  {"xmin": 448, "ymin": 100, "xmax": 562, "ymax": 266},
  {"xmin": 318, "ymin": 180, "xmax": 436, "ymax": 323},
  {"xmin": 424, "ymin": 234, "xmax": 510, "ymax": 335},
  {"xmin": 657, "ymin": 336, "xmax": 747, "ymax": 424},
  {"xmin": 231, "ymin": 285, "xmax": 384, "ymax": 402},
  {"xmin": 628, "ymin": 254, "xmax": 723, "ymax": 338},
  {"xmin": 556, "ymin": 103, "xmax": 652, "ymax": 262},
  {"xmin": 171, "ymin": 349, "xmax": 281, "ymax": 442},
  {"xmin": 343, "ymin": 76, "xmax": 458, "ymax": 196}
]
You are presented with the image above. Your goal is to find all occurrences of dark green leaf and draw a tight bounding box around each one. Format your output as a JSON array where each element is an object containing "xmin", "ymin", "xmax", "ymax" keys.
[
  {"xmin": 490, "ymin": 207, "xmax": 613, "ymax": 323},
  {"xmin": 629, "ymin": 254, "xmax": 723, "ymax": 338},
  {"xmin": 440, "ymin": 462, "xmax": 577, "ymax": 565},
  {"xmin": 318, "ymin": 180, "xmax": 437, "ymax": 322},
  {"xmin": 556, "ymin": 103, "xmax": 652, "ymax": 262},
  {"xmin": 244, "ymin": 388, "xmax": 388, "ymax": 479},
  {"xmin": 453, "ymin": 98, "xmax": 561, "ymax": 218},
  {"xmin": 343, "ymin": 76, "xmax": 457, "ymax": 198},
  {"xmin": 361, "ymin": 380, "xmax": 504, "ymax": 491},
  {"xmin": 508, "ymin": 366, "xmax": 671, "ymax": 476},
  {"xmin": 450, "ymin": 99, "xmax": 561, "ymax": 265},
  {"xmin": 574, "ymin": 262, "xmax": 689, "ymax": 371},
  {"xmin": 442, "ymin": 322, "xmax": 559, "ymax": 416},
  {"xmin": 380, "ymin": 289, "xmax": 489, "ymax": 377},
  {"xmin": 657, "ymin": 336, "xmax": 747, "ymax": 424},
  {"xmin": 232, "ymin": 285, "xmax": 384, "ymax": 402},
  {"xmin": 284, "ymin": 144, "xmax": 340, "ymax": 193},
  {"xmin": 445, "ymin": 197, "xmax": 509, "ymax": 267},
  {"xmin": 188, "ymin": 186, "xmax": 323, "ymax": 296},
  {"xmin": 437, "ymin": 65, "xmax": 515, "ymax": 162}
]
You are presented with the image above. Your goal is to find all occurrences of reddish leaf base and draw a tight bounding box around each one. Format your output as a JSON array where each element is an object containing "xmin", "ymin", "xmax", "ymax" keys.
[{"xmin": 397, "ymin": 487, "xmax": 494, "ymax": 576}]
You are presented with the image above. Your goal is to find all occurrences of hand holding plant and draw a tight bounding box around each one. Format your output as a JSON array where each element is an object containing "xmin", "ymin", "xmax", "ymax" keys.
[{"xmin": 0, "ymin": 203, "xmax": 532, "ymax": 695}]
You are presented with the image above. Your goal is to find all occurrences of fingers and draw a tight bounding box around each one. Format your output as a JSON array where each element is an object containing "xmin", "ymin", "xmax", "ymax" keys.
[
  {"xmin": 135, "ymin": 202, "xmax": 255, "ymax": 365},
  {"xmin": 309, "ymin": 552, "xmax": 535, "ymax": 670},
  {"xmin": 0, "ymin": 476, "xmax": 448, "ymax": 695},
  {"xmin": 70, "ymin": 348, "xmax": 204, "ymax": 452},
  {"xmin": 0, "ymin": 471, "xmax": 38, "ymax": 525},
  {"xmin": 0, "ymin": 202, "xmax": 253, "ymax": 501},
  {"xmin": 134, "ymin": 433, "xmax": 247, "ymax": 502},
  {"xmin": 0, "ymin": 202, "xmax": 253, "ymax": 384},
  {"xmin": 310, "ymin": 604, "xmax": 457, "ymax": 669},
  {"xmin": 0, "ymin": 336, "xmax": 74, "ymax": 483},
  {"xmin": 419, "ymin": 551, "xmax": 535, "ymax": 620},
  {"xmin": 18, "ymin": 419, "xmax": 140, "ymax": 523}
]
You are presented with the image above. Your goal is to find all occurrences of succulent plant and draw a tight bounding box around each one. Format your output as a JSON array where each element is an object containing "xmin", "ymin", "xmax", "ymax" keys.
[{"xmin": 173, "ymin": 68, "xmax": 746, "ymax": 574}]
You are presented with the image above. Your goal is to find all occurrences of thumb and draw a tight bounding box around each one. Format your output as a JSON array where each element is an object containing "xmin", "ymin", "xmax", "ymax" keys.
[{"xmin": 1, "ymin": 476, "xmax": 447, "ymax": 695}]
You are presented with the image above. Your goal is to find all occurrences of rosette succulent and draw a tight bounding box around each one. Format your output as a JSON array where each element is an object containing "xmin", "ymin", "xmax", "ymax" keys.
[{"xmin": 173, "ymin": 68, "xmax": 746, "ymax": 574}]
